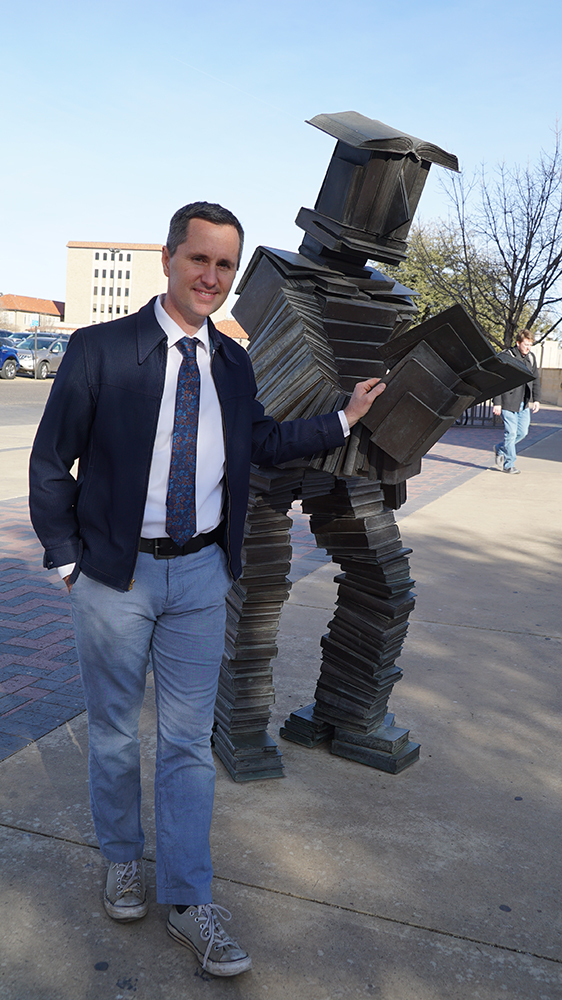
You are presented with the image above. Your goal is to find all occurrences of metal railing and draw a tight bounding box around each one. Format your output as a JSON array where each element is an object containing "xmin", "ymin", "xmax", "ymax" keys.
[{"xmin": 456, "ymin": 400, "xmax": 502, "ymax": 427}]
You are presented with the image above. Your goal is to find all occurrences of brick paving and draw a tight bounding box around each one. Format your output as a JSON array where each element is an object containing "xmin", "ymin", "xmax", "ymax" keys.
[
  {"xmin": 0, "ymin": 498, "xmax": 82, "ymax": 760},
  {"xmin": 1, "ymin": 405, "xmax": 560, "ymax": 761},
  {"xmin": 396, "ymin": 403, "xmax": 562, "ymax": 517}
]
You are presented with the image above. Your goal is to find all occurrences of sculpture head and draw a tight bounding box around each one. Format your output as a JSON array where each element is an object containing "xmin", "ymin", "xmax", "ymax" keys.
[{"xmin": 296, "ymin": 112, "xmax": 459, "ymax": 267}]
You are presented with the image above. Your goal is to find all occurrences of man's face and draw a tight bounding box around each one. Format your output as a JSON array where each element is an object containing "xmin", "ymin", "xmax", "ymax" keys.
[
  {"xmin": 518, "ymin": 338, "xmax": 533, "ymax": 356},
  {"xmin": 161, "ymin": 218, "xmax": 240, "ymax": 332}
]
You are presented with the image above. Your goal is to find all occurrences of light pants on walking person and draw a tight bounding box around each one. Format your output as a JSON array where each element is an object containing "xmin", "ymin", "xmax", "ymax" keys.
[
  {"xmin": 70, "ymin": 543, "xmax": 231, "ymax": 905},
  {"xmin": 496, "ymin": 402, "xmax": 531, "ymax": 470}
]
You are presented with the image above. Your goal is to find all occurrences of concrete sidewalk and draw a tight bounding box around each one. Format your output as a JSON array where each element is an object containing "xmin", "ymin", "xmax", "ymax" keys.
[{"xmin": 0, "ymin": 416, "xmax": 561, "ymax": 997}]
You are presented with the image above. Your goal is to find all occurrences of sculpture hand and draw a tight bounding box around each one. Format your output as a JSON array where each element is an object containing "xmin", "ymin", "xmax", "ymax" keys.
[{"xmin": 343, "ymin": 377, "xmax": 386, "ymax": 428}]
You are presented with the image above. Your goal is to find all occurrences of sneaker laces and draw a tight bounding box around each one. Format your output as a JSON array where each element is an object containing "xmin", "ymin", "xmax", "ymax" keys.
[
  {"xmin": 194, "ymin": 904, "xmax": 235, "ymax": 970},
  {"xmin": 115, "ymin": 860, "xmax": 142, "ymax": 899}
]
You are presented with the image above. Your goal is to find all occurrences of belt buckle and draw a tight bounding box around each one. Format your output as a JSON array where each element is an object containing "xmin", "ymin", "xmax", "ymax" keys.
[{"xmin": 153, "ymin": 538, "xmax": 175, "ymax": 560}]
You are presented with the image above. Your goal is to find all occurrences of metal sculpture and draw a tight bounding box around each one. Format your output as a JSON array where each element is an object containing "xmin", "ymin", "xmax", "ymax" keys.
[{"xmin": 213, "ymin": 112, "xmax": 534, "ymax": 780}]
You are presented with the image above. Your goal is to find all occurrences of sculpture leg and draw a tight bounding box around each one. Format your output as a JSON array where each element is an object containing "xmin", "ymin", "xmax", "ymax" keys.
[
  {"xmin": 213, "ymin": 467, "xmax": 298, "ymax": 781},
  {"xmin": 280, "ymin": 475, "xmax": 420, "ymax": 773}
]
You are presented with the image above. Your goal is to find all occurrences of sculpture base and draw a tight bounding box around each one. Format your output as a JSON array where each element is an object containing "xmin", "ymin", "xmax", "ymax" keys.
[
  {"xmin": 280, "ymin": 704, "xmax": 420, "ymax": 773},
  {"xmin": 331, "ymin": 718, "xmax": 420, "ymax": 773},
  {"xmin": 279, "ymin": 703, "xmax": 334, "ymax": 747},
  {"xmin": 213, "ymin": 727, "xmax": 284, "ymax": 782}
]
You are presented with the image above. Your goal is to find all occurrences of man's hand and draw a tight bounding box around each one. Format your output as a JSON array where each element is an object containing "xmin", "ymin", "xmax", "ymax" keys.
[
  {"xmin": 63, "ymin": 575, "xmax": 73, "ymax": 594},
  {"xmin": 343, "ymin": 378, "xmax": 386, "ymax": 428},
  {"xmin": 493, "ymin": 405, "xmax": 502, "ymax": 416},
  {"xmin": 532, "ymin": 401, "xmax": 540, "ymax": 414}
]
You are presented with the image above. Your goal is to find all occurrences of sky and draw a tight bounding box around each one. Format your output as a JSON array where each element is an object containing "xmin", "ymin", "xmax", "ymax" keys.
[{"xmin": 1, "ymin": 0, "xmax": 561, "ymax": 304}]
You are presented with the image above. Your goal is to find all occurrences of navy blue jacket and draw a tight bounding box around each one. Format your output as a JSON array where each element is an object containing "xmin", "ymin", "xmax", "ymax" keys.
[{"xmin": 29, "ymin": 299, "xmax": 345, "ymax": 591}]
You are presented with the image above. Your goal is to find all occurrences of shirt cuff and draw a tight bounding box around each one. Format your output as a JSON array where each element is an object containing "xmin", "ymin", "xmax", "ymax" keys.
[
  {"xmin": 338, "ymin": 410, "xmax": 350, "ymax": 437},
  {"xmin": 57, "ymin": 563, "xmax": 76, "ymax": 580}
]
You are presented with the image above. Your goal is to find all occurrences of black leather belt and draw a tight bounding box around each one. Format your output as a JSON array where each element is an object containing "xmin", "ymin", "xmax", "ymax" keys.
[{"xmin": 139, "ymin": 524, "xmax": 223, "ymax": 559}]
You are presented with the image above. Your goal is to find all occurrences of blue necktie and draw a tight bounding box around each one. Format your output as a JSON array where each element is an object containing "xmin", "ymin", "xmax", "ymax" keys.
[{"xmin": 166, "ymin": 337, "xmax": 200, "ymax": 546}]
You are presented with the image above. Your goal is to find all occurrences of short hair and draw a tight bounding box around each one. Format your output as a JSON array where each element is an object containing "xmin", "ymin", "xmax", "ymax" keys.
[
  {"xmin": 516, "ymin": 329, "xmax": 534, "ymax": 344},
  {"xmin": 166, "ymin": 202, "xmax": 244, "ymax": 264}
]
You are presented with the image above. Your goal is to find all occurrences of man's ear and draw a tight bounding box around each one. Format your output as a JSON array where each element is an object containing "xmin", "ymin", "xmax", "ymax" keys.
[{"xmin": 161, "ymin": 246, "xmax": 170, "ymax": 277}]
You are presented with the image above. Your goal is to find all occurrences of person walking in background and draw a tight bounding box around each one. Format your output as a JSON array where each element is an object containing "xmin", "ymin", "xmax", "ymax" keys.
[{"xmin": 493, "ymin": 329, "xmax": 541, "ymax": 475}]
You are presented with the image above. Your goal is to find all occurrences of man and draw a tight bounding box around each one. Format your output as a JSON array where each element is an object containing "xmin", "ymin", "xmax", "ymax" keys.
[
  {"xmin": 29, "ymin": 202, "xmax": 386, "ymax": 978},
  {"xmin": 493, "ymin": 329, "xmax": 541, "ymax": 475}
]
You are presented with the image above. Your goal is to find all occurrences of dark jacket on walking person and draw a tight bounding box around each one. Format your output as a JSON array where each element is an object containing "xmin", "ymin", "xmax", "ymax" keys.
[{"xmin": 493, "ymin": 344, "xmax": 541, "ymax": 411}]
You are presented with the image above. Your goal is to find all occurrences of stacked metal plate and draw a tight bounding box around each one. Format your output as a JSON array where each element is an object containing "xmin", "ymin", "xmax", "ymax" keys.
[
  {"xmin": 213, "ymin": 466, "xmax": 299, "ymax": 781},
  {"xmin": 279, "ymin": 703, "xmax": 334, "ymax": 748}
]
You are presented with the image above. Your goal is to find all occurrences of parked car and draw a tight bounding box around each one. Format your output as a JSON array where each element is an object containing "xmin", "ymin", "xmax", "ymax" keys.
[
  {"xmin": 0, "ymin": 336, "xmax": 20, "ymax": 379},
  {"xmin": 16, "ymin": 335, "xmax": 69, "ymax": 379}
]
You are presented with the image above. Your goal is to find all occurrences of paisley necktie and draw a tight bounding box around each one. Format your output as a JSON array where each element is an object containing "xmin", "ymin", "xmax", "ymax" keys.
[{"xmin": 165, "ymin": 336, "xmax": 200, "ymax": 545}]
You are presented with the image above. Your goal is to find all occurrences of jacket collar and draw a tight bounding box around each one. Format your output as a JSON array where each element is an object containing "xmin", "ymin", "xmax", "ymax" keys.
[
  {"xmin": 136, "ymin": 297, "xmax": 240, "ymax": 367},
  {"xmin": 207, "ymin": 316, "xmax": 240, "ymax": 366},
  {"xmin": 136, "ymin": 297, "xmax": 167, "ymax": 364}
]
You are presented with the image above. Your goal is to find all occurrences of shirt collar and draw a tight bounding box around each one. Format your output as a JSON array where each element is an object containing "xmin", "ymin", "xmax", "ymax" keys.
[{"xmin": 154, "ymin": 294, "xmax": 210, "ymax": 353}]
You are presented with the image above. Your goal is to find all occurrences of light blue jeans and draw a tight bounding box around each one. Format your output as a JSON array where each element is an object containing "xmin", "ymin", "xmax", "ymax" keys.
[
  {"xmin": 70, "ymin": 544, "xmax": 231, "ymax": 905},
  {"xmin": 497, "ymin": 403, "xmax": 531, "ymax": 469}
]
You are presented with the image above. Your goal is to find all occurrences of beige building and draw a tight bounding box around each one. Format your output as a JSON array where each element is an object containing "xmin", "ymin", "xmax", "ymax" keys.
[
  {"xmin": 535, "ymin": 337, "xmax": 562, "ymax": 406},
  {"xmin": 0, "ymin": 294, "xmax": 64, "ymax": 332},
  {"xmin": 65, "ymin": 241, "xmax": 168, "ymax": 328}
]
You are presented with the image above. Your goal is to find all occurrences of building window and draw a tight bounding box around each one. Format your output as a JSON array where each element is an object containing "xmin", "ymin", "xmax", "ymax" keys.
[
  {"xmin": 102, "ymin": 269, "xmax": 106, "ymax": 278},
  {"xmin": 93, "ymin": 286, "xmax": 98, "ymax": 295},
  {"xmin": 118, "ymin": 270, "xmax": 122, "ymax": 279},
  {"xmin": 100, "ymin": 304, "xmax": 105, "ymax": 312},
  {"xmin": 124, "ymin": 307, "xmax": 129, "ymax": 314},
  {"xmin": 101, "ymin": 287, "xmax": 105, "ymax": 295},
  {"xmin": 119, "ymin": 254, "xmax": 123, "ymax": 261},
  {"xmin": 108, "ymin": 305, "xmax": 112, "ymax": 314},
  {"xmin": 117, "ymin": 288, "xmax": 121, "ymax": 296},
  {"xmin": 116, "ymin": 306, "xmax": 121, "ymax": 315},
  {"xmin": 94, "ymin": 269, "xmax": 98, "ymax": 278},
  {"xmin": 110, "ymin": 253, "xmax": 115, "ymax": 261},
  {"xmin": 95, "ymin": 252, "xmax": 99, "ymax": 260},
  {"xmin": 103, "ymin": 253, "xmax": 107, "ymax": 261},
  {"xmin": 125, "ymin": 288, "xmax": 129, "ymax": 297},
  {"xmin": 126, "ymin": 270, "xmax": 130, "ymax": 279},
  {"xmin": 93, "ymin": 305, "xmax": 97, "ymax": 313},
  {"xmin": 127, "ymin": 254, "xmax": 131, "ymax": 262},
  {"xmin": 110, "ymin": 270, "xmax": 114, "ymax": 279}
]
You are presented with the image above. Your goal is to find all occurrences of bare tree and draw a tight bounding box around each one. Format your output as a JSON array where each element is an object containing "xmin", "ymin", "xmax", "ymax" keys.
[
  {"xmin": 398, "ymin": 126, "xmax": 562, "ymax": 349},
  {"xmin": 395, "ymin": 222, "xmax": 506, "ymax": 344}
]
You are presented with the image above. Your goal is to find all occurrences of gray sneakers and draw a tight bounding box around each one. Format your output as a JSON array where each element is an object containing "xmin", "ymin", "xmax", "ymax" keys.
[
  {"xmin": 167, "ymin": 903, "xmax": 252, "ymax": 977},
  {"xmin": 103, "ymin": 865, "xmax": 251, "ymax": 976},
  {"xmin": 494, "ymin": 446, "xmax": 505, "ymax": 470},
  {"xmin": 104, "ymin": 860, "xmax": 148, "ymax": 921}
]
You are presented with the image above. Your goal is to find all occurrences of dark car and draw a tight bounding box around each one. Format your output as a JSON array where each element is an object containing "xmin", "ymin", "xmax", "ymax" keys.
[
  {"xmin": 16, "ymin": 335, "xmax": 69, "ymax": 379},
  {"xmin": 0, "ymin": 336, "xmax": 20, "ymax": 379}
]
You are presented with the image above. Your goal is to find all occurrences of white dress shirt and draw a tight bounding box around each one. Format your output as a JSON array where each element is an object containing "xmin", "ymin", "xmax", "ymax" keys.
[{"xmin": 141, "ymin": 295, "xmax": 225, "ymax": 538}]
